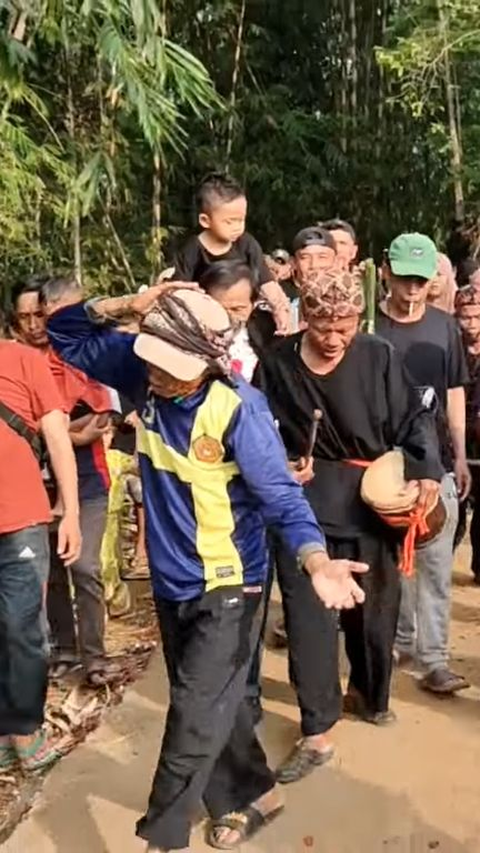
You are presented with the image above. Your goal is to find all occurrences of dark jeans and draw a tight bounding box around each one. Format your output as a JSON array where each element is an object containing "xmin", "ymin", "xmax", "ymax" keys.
[
  {"xmin": 0, "ymin": 524, "xmax": 49, "ymax": 735},
  {"xmin": 277, "ymin": 531, "xmax": 400, "ymax": 735},
  {"xmin": 47, "ymin": 495, "xmax": 108, "ymax": 668},
  {"xmin": 136, "ymin": 586, "xmax": 275, "ymax": 851}
]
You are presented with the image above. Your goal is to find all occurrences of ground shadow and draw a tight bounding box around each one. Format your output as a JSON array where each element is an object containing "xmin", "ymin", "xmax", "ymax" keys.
[
  {"xmin": 248, "ymin": 765, "xmax": 478, "ymax": 853},
  {"xmin": 451, "ymin": 598, "xmax": 480, "ymax": 625},
  {"xmin": 261, "ymin": 674, "xmax": 298, "ymax": 708},
  {"xmin": 5, "ymin": 650, "xmax": 479, "ymax": 853},
  {"xmin": 28, "ymin": 702, "xmax": 478, "ymax": 853},
  {"xmin": 452, "ymin": 570, "xmax": 475, "ymax": 588}
]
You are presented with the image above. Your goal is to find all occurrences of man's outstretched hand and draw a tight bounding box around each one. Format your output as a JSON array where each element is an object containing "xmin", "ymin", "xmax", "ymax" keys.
[{"xmin": 304, "ymin": 551, "xmax": 368, "ymax": 610}]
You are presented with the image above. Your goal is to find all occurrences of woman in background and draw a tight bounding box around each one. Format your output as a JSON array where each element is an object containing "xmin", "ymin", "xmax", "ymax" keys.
[{"xmin": 427, "ymin": 253, "xmax": 457, "ymax": 314}]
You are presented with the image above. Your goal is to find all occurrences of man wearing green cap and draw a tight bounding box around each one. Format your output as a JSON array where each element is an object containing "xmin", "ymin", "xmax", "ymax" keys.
[{"xmin": 377, "ymin": 232, "xmax": 470, "ymax": 695}]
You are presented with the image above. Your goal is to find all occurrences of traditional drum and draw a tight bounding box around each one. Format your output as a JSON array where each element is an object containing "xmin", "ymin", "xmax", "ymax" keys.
[{"xmin": 360, "ymin": 450, "xmax": 446, "ymax": 576}]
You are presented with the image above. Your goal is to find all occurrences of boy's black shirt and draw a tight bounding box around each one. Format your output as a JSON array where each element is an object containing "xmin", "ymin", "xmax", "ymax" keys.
[{"xmin": 173, "ymin": 233, "xmax": 271, "ymax": 285}]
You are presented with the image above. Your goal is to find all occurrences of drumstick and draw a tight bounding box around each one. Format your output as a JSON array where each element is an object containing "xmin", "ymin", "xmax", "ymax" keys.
[{"xmin": 305, "ymin": 409, "xmax": 322, "ymax": 459}]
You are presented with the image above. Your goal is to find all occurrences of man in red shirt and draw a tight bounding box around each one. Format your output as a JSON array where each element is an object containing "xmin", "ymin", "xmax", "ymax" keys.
[
  {"xmin": 0, "ymin": 318, "xmax": 81, "ymax": 772},
  {"xmin": 11, "ymin": 278, "xmax": 117, "ymax": 686}
]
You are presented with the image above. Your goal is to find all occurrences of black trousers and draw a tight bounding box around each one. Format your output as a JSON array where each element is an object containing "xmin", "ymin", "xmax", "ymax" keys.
[
  {"xmin": 136, "ymin": 586, "xmax": 275, "ymax": 851},
  {"xmin": 276, "ymin": 531, "xmax": 400, "ymax": 736}
]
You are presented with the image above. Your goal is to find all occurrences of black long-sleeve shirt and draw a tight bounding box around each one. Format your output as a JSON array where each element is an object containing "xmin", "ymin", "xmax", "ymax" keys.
[{"xmin": 255, "ymin": 332, "xmax": 443, "ymax": 537}]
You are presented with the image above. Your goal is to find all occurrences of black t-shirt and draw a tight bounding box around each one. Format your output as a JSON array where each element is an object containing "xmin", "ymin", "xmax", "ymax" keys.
[
  {"xmin": 173, "ymin": 232, "xmax": 272, "ymax": 285},
  {"xmin": 376, "ymin": 306, "xmax": 468, "ymax": 470},
  {"xmin": 255, "ymin": 333, "xmax": 442, "ymax": 537}
]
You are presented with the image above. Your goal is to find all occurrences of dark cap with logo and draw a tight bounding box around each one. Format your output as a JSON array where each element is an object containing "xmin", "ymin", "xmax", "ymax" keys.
[
  {"xmin": 388, "ymin": 233, "xmax": 437, "ymax": 280},
  {"xmin": 292, "ymin": 226, "xmax": 336, "ymax": 255}
]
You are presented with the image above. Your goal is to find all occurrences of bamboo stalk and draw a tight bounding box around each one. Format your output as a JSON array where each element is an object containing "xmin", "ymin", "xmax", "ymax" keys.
[
  {"xmin": 225, "ymin": 0, "xmax": 247, "ymax": 168},
  {"xmin": 437, "ymin": 0, "xmax": 464, "ymax": 220},
  {"xmin": 348, "ymin": 0, "xmax": 358, "ymax": 130},
  {"xmin": 152, "ymin": 152, "xmax": 162, "ymax": 282},
  {"xmin": 362, "ymin": 258, "xmax": 377, "ymax": 335},
  {"xmin": 64, "ymin": 33, "xmax": 82, "ymax": 285},
  {"xmin": 102, "ymin": 206, "xmax": 137, "ymax": 293}
]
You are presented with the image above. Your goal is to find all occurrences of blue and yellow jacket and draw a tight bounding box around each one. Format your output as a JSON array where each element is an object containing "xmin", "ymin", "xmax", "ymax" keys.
[{"xmin": 47, "ymin": 303, "xmax": 326, "ymax": 601}]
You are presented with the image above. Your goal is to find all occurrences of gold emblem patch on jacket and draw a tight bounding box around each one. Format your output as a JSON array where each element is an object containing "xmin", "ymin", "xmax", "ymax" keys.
[{"xmin": 192, "ymin": 435, "xmax": 224, "ymax": 464}]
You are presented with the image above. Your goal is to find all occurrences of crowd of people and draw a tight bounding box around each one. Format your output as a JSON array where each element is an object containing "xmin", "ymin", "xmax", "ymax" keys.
[{"xmin": 1, "ymin": 171, "xmax": 480, "ymax": 852}]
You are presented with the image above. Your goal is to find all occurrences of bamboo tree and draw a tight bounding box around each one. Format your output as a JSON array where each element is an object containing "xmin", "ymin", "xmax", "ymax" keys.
[
  {"xmin": 225, "ymin": 0, "xmax": 247, "ymax": 168},
  {"xmin": 437, "ymin": 0, "xmax": 464, "ymax": 219},
  {"xmin": 152, "ymin": 152, "xmax": 162, "ymax": 280},
  {"xmin": 348, "ymin": 0, "xmax": 357, "ymax": 131},
  {"xmin": 63, "ymin": 13, "xmax": 82, "ymax": 284},
  {"xmin": 338, "ymin": 0, "xmax": 348, "ymax": 154}
]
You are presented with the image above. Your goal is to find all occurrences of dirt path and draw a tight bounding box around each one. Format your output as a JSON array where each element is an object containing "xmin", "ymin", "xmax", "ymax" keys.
[{"xmin": 3, "ymin": 543, "xmax": 480, "ymax": 853}]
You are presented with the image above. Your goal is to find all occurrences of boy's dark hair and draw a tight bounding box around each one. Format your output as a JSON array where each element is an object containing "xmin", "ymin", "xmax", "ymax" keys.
[
  {"xmin": 197, "ymin": 172, "xmax": 245, "ymax": 214},
  {"xmin": 321, "ymin": 219, "xmax": 357, "ymax": 242},
  {"xmin": 200, "ymin": 261, "xmax": 259, "ymax": 301}
]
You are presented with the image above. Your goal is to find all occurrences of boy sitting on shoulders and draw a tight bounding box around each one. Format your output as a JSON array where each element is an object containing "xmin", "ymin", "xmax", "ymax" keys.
[{"xmin": 173, "ymin": 172, "xmax": 291, "ymax": 334}]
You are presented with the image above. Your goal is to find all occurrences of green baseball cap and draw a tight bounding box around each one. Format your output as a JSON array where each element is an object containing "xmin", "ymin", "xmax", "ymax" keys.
[{"xmin": 388, "ymin": 233, "xmax": 437, "ymax": 280}]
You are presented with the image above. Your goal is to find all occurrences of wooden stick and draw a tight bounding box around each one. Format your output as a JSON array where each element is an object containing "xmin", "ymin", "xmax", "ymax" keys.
[{"xmin": 305, "ymin": 409, "xmax": 323, "ymax": 458}]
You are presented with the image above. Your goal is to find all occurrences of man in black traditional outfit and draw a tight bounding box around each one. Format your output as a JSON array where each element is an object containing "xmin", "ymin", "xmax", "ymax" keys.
[{"xmin": 255, "ymin": 266, "xmax": 443, "ymax": 784}]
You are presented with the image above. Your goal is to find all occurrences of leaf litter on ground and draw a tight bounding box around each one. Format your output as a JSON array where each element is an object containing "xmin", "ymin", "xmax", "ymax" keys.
[{"xmin": 0, "ymin": 585, "xmax": 158, "ymax": 844}]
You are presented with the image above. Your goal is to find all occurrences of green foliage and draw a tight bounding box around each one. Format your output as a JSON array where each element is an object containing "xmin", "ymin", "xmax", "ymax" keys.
[
  {"xmin": 0, "ymin": 0, "xmax": 220, "ymax": 299},
  {"xmin": 1, "ymin": 0, "xmax": 480, "ymax": 304}
]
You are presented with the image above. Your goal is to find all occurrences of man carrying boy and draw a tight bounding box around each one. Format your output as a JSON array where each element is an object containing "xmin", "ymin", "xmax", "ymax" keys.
[{"xmin": 173, "ymin": 172, "xmax": 291, "ymax": 333}]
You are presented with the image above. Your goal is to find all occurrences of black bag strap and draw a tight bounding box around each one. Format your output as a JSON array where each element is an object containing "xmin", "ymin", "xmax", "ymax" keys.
[{"xmin": 0, "ymin": 400, "xmax": 43, "ymax": 463}]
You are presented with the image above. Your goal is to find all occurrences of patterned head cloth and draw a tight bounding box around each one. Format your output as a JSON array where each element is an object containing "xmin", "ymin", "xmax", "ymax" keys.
[
  {"xmin": 301, "ymin": 269, "xmax": 365, "ymax": 320},
  {"xmin": 134, "ymin": 290, "xmax": 234, "ymax": 380},
  {"xmin": 455, "ymin": 283, "xmax": 480, "ymax": 313}
]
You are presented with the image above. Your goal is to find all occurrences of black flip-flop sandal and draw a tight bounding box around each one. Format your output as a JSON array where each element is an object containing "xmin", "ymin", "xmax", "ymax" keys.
[{"xmin": 207, "ymin": 804, "xmax": 284, "ymax": 850}]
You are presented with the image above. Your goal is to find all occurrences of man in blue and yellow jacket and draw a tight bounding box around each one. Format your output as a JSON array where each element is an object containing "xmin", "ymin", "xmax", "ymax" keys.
[{"xmin": 47, "ymin": 283, "xmax": 367, "ymax": 853}]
